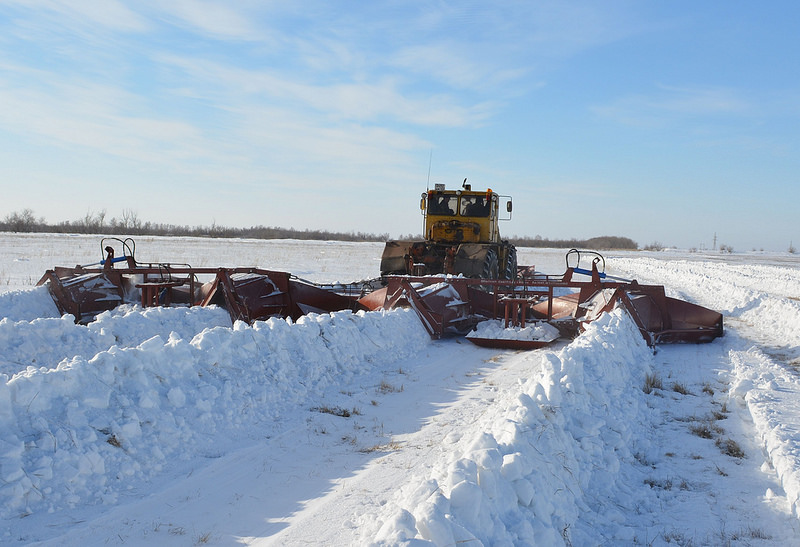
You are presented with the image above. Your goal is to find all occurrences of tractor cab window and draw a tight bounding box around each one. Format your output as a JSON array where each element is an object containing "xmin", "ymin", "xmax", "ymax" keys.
[
  {"xmin": 460, "ymin": 196, "xmax": 490, "ymax": 217},
  {"xmin": 428, "ymin": 194, "xmax": 457, "ymax": 216}
]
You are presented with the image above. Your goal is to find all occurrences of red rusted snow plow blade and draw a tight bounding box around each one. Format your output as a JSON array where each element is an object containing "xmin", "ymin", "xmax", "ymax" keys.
[
  {"xmin": 372, "ymin": 264, "xmax": 723, "ymax": 348},
  {"xmin": 527, "ymin": 258, "xmax": 724, "ymax": 346},
  {"xmin": 552, "ymin": 285, "xmax": 724, "ymax": 346},
  {"xmin": 376, "ymin": 277, "xmax": 477, "ymax": 338},
  {"xmin": 372, "ymin": 276, "xmax": 560, "ymax": 349},
  {"xmin": 37, "ymin": 239, "xmax": 367, "ymax": 325},
  {"xmin": 205, "ymin": 270, "xmax": 366, "ymax": 323},
  {"xmin": 660, "ymin": 295, "xmax": 724, "ymax": 343},
  {"xmin": 39, "ymin": 266, "xmax": 367, "ymax": 325},
  {"xmin": 36, "ymin": 239, "xmax": 723, "ymax": 350},
  {"xmin": 37, "ymin": 269, "xmax": 126, "ymax": 324}
]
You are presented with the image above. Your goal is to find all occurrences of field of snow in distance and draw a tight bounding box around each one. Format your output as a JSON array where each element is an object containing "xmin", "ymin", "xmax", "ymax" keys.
[{"xmin": 1, "ymin": 233, "xmax": 799, "ymax": 545}]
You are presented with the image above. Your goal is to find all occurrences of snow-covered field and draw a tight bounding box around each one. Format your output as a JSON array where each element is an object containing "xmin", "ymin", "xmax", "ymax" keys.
[{"xmin": 1, "ymin": 233, "xmax": 800, "ymax": 545}]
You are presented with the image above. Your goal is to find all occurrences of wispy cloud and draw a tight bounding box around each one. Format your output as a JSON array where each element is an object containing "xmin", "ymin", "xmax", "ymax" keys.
[
  {"xmin": 592, "ymin": 85, "xmax": 752, "ymax": 127},
  {"xmin": 148, "ymin": 0, "xmax": 265, "ymax": 41},
  {"xmin": 0, "ymin": 75, "xmax": 213, "ymax": 163},
  {"xmin": 155, "ymin": 52, "xmax": 499, "ymax": 128},
  {"xmin": 3, "ymin": 0, "xmax": 150, "ymax": 33},
  {"xmin": 0, "ymin": 55, "xmax": 434, "ymax": 198},
  {"xmin": 390, "ymin": 42, "xmax": 528, "ymax": 92}
]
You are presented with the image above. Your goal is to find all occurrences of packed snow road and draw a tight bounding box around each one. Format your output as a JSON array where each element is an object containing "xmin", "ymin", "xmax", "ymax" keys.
[{"xmin": 1, "ymin": 234, "xmax": 799, "ymax": 545}]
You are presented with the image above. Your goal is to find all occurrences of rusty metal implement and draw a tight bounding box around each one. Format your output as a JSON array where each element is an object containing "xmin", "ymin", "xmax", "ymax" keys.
[{"xmin": 38, "ymin": 239, "xmax": 722, "ymax": 350}]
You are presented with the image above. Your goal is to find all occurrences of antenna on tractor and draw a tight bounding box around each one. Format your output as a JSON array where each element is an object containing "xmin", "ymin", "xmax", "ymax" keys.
[
  {"xmin": 462, "ymin": 178, "xmax": 470, "ymax": 191},
  {"xmin": 426, "ymin": 149, "xmax": 433, "ymax": 190}
]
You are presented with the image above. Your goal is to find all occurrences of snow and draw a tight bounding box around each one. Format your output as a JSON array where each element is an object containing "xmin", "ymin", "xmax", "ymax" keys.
[
  {"xmin": 466, "ymin": 319, "xmax": 560, "ymax": 343},
  {"xmin": 729, "ymin": 347, "xmax": 800, "ymax": 518},
  {"xmin": 1, "ymin": 235, "xmax": 799, "ymax": 545}
]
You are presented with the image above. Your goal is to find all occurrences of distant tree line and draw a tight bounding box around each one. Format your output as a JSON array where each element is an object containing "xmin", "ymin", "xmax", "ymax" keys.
[
  {"xmin": 509, "ymin": 234, "xmax": 638, "ymax": 250},
  {"xmin": 0, "ymin": 208, "xmax": 391, "ymax": 242},
  {"xmin": 1, "ymin": 209, "xmax": 638, "ymax": 249}
]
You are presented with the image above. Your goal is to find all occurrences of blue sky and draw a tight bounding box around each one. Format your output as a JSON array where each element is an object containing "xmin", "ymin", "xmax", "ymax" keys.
[{"xmin": 1, "ymin": 1, "xmax": 798, "ymax": 251}]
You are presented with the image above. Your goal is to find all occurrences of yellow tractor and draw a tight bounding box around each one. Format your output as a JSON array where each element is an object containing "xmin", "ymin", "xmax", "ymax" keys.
[{"xmin": 380, "ymin": 181, "xmax": 517, "ymax": 279}]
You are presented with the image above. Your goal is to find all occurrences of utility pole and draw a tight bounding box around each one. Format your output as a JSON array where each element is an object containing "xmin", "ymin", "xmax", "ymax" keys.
[{"xmin": 713, "ymin": 232, "xmax": 717, "ymax": 251}]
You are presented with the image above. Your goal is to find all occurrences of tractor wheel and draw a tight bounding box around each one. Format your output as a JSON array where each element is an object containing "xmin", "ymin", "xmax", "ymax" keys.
[
  {"xmin": 481, "ymin": 249, "xmax": 499, "ymax": 280},
  {"xmin": 504, "ymin": 247, "xmax": 518, "ymax": 280}
]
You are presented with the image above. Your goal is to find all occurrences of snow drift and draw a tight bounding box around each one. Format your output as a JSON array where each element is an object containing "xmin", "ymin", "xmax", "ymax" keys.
[
  {"xmin": 0, "ymin": 303, "xmax": 429, "ymax": 525},
  {"xmin": 363, "ymin": 308, "xmax": 654, "ymax": 545}
]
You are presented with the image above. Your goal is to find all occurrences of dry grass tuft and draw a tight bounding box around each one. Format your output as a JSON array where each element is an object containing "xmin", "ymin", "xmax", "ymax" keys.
[
  {"xmin": 689, "ymin": 422, "xmax": 718, "ymax": 439},
  {"xmin": 731, "ymin": 526, "xmax": 771, "ymax": 540},
  {"xmin": 360, "ymin": 440, "xmax": 402, "ymax": 453},
  {"xmin": 379, "ymin": 380, "xmax": 403, "ymax": 394},
  {"xmin": 716, "ymin": 438, "xmax": 745, "ymax": 459},
  {"xmin": 643, "ymin": 372, "xmax": 663, "ymax": 394},
  {"xmin": 671, "ymin": 382, "xmax": 690, "ymax": 395},
  {"xmin": 194, "ymin": 531, "xmax": 213, "ymax": 544},
  {"xmin": 312, "ymin": 405, "xmax": 361, "ymax": 418}
]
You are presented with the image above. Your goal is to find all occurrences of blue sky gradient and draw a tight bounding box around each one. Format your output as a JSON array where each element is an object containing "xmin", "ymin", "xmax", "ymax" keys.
[{"xmin": 1, "ymin": 1, "xmax": 798, "ymax": 250}]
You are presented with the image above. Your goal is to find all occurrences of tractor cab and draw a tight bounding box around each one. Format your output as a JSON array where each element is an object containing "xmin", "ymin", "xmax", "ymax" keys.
[{"xmin": 421, "ymin": 183, "xmax": 512, "ymax": 244}]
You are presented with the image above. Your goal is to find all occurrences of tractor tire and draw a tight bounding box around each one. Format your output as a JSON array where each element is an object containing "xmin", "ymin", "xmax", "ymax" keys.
[
  {"xmin": 481, "ymin": 249, "xmax": 499, "ymax": 280},
  {"xmin": 504, "ymin": 247, "xmax": 517, "ymax": 280}
]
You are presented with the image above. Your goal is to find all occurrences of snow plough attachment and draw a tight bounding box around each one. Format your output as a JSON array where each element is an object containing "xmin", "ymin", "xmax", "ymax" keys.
[
  {"xmin": 368, "ymin": 276, "xmax": 559, "ymax": 349},
  {"xmin": 37, "ymin": 238, "xmax": 368, "ymax": 325},
  {"xmin": 37, "ymin": 239, "xmax": 722, "ymax": 350},
  {"xmin": 364, "ymin": 249, "xmax": 723, "ymax": 348},
  {"xmin": 539, "ymin": 249, "xmax": 724, "ymax": 345}
]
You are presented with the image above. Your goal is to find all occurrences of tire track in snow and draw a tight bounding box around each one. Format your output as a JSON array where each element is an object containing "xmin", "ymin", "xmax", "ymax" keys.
[{"xmin": 611, "ymin": 254, "xmax": 800, "ymax": 528}]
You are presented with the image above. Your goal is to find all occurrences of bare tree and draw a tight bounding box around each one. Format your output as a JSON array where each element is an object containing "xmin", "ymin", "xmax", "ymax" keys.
[
  {"xmin": 2, "ymin": 209, "xmax": 41, "ymax": 232},
  {"xmin": 122, "ymin": 209, "xmax": 142, "ymax": 230}
]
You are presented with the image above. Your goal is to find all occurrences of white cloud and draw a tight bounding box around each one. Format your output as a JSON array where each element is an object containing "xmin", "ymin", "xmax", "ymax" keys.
[
  {"xmin": 0, "ymin": 73, "xmax": 221, "ymax": 167},
  {"xmin": 157, "ymin": 54, "xmax": 496, "ymax": 127},
  {"xmin": 592, "ymin": 85, "xmax": 752, "ymax": 127},
  {"xmin": 149, "ymin": 0, "xmax": 263, "ymax": 41},
  {"xmin": 652, "ymin": 84, "xmax": 750, "ymax": 115},
  {"xmin": 390, "ymin": 43, "xmax": 517, "ymax": 91},
  {"xmin": 3, "ymin": 0, "xmax": 150, "ymax": 32}
]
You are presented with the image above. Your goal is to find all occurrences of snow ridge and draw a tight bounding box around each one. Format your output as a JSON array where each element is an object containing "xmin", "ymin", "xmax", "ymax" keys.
[
  {"xmin": 365, "ymin": 308, "xmax": 654, "ymax": 545},
  {"xmin": 729, "ymin": 347, "xmax": 800, "ymax": 518},
  {"xmin": 0, "ymin": 304, "xmax": 429, "ymax": 524}
]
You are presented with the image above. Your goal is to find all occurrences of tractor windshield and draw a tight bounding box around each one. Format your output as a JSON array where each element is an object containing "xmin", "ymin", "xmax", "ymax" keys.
[
  {"xmin": 428, "ymin": 194, "xmax": 457, "ymax": 216},
  {"xmin": 460, "ymin": 196, "xmax": 490, "ymax": 217}
]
